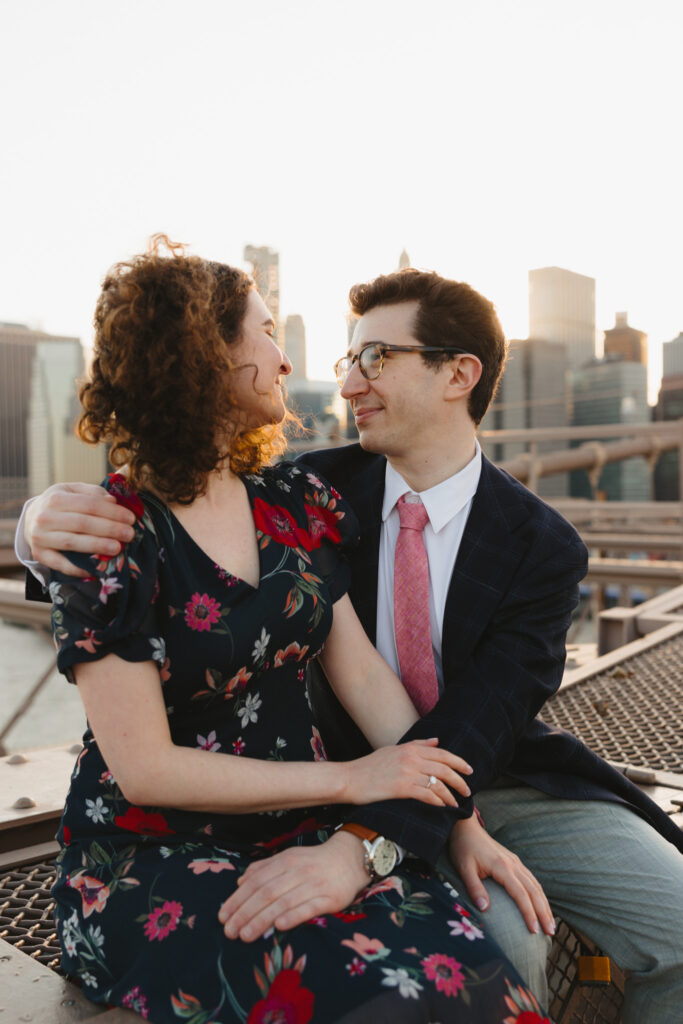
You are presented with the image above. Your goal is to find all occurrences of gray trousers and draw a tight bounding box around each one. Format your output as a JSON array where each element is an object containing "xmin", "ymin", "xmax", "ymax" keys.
[{"xmin": 438, "ymin": 786, "xmax": 683, "ymax": 1024}]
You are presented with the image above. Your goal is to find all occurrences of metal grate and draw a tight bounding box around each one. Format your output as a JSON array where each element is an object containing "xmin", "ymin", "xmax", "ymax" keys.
[
  {"xmin": 546, "ymin": 921, "xmax": 624, "ymax": 1023},
  {"xmin": 0, "ymin": 860, "xmax": 62, "ymax": 971},
  {"xmin": 541, "ymin": 635, "xmax": 683, "ymax": 772}
]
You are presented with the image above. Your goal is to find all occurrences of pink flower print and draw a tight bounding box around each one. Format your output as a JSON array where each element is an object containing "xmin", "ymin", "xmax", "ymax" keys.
[
  {"xmin": 341, "ymin": 933, "xmax": 388, "ymax": 960},
  {"xmin": 98, "ymin": 576, "xmax": 123, "ymax": 604},
  {"xmin": 454, "ymin": 902, "xmax": 471, "ymax": 917},
  {"xmin": 310, "ymin": 725, "xmax": 326, "ymax": 762},
  {"xmin": 306, "ymin": 472, "xmax": 324, "ymax": 488},
  {"xmin": 122, "ymin": 986, "xmax": 150, "ymax": 1019},
  {"xmin": 422, "ymin": 953, "xmax": 465, "ymax": 997},
  {"xmin": 99, "ymin": 769, "xmax": 114, "ymax": 784},
  {"xmin": 346, "ymin": 957, "xmax": 367, "ymax": 976},
  {"xmin": 188, "ymin": 858, "xmax": 236, "ymax": 874},
  {"xmin": 143, "ymin": 900, "xmax": 183, "ymax": 941},
  {"xmin": 75, "ymin": 628, "xmax": 102, "ymax": 654},
  {"xmin": 448, "ymin": 915, "xmax": 484, "ymax": 941},
  {"xmin": 184, "ymin": 593, "xmax": 221, "ymax": 631},
  {"xmin": 160, "ymin": 657, "xmax": 171, "ymax": 682},
  {"xmin": 214, "ymin": 564, "xmax": 238, "ymax": 587},
  {"xmin": 196, "ymin": 730, "xmax": 221, "ymax": 752},
  {"xmin": 68, "ymin": 872, "xmax": 110, "ymax": 918},
  {"xmin": 309, "ymin": 916, "xmax": 327, "ymax": 927},
  {"xmin": 233, "ymin": 737, "xmax": 246, "ymax": 755}
]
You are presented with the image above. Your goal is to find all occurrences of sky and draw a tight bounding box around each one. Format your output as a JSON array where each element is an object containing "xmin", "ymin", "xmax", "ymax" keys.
[{"xmin": 2, "ymin": 0, "xmax": 682, "ymax": 399}]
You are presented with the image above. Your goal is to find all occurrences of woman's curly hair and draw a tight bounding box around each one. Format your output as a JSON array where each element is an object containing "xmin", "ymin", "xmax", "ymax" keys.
[{"xmin": 78, "ymin": 235, "xmax": 290, "ymax": 503}]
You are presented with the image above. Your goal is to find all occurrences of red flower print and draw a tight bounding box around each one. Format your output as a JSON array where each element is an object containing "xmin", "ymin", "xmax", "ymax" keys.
[
  {"xmin": 143, "ymin": 900, "xmax": 183, "ymax": 942},
  {"xmin": 257, "ymin": 817, "xmax": 320, "ymax": 851},
  {"xmin": 304, "ymin": 503, "xmax": 341, "ymax": 547},
  {"xmin": 184, "ymin": 593, "xmax": 222, "ymax": 631},
  {"xmin": 233, "ymin": 737, "xmax": 246, "ymax": 755},
  {"xmin": 115, "ymin": 806, "xmax": 175, "ymax": 836},
  {"xmin": 108, "ymin": 473, "xmax": 145, "ymax": 519},
  {"xmin": 346, "ymin": 957, "xmax": 367, "ymax": 976},
  {"xmin": 274, "ymin": 642, "xmax": 309, "ymax": 667},
  {"xmin": 253, "ymin": 498, "xmax": 312, "ymax": 550},
  {"xmin": 332, "ymin": 909, "xmax": 367, "ymax": 923},
  {"xmin": 503, "ymin": 980, "xmax": 552, "ymax": 1023},
  {"xmin": 247, "ymin": 969, "xmax": 314, "ymax": 1024},
  {"xmin": 422, "ymin": 953, "xmax": 465, "ymax": 997},
  {"xmin": 68, "ymin": 872, "xmax": 110, "ymax": 918},
  {"xmin": 62, "ymin": 825, "xmax": 71, "ymax": 845}
]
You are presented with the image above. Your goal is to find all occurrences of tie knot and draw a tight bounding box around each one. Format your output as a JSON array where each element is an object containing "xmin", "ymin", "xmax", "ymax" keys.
[{"xmin": 397, "ymin": 493, "xmax": 429, "ymax": 532}]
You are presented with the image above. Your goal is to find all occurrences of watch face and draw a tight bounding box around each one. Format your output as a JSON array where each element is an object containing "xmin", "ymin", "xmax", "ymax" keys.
[{"xmin": 371, "ymin": 838, "xmax": 398, "ymax": 877}]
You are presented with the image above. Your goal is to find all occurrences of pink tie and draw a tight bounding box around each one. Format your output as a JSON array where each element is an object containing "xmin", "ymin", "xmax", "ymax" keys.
[{"xmin": 393, "ymin": 493, "xmax": 439, "ymax": 715}]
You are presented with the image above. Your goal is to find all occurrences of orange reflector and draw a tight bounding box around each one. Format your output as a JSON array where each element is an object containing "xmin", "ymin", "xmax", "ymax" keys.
[{"xmin": 578, "ymin": 955, "xmax": 611, "ymax": 985}]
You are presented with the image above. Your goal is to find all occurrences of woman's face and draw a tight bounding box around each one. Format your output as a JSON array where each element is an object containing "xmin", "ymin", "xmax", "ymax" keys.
[{"xmin": 229, "ymin": 289, "xmax": 292, "ymax": 429}]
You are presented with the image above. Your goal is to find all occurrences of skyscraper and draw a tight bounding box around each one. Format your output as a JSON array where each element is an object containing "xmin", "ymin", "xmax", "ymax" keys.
[
  {"xmin": 0, "ymin": 323, "xmax": 105, "ymax": 515},
  {"xmin": 654, "ymin": 330, "xmax": 683, "ymax": 499},
  {"xmin": 603, "ymin": 312, "xmax": 647, "ymax": 366},
  {"xmin": 243, "ymin": 245, "xmax": 280, "ymax": 339},
  {"xmin": 529, "ymin": 266, "xmax": 596, "ymax": 370},
  {"xmin": 570, "ymin": 356, "xmax": 650, "ymax": 500},
  {"xmin": 483, "ymin": 338, "xmax": 569, "ymax": 497},
  {"xmin": 284, "ymin": 315, "xmax": 307, "ymax": 382}
]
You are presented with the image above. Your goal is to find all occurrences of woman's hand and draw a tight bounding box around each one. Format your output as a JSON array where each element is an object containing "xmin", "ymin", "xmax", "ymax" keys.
[{"xmin": 343, "ymin": 737, "xmax": 472, "ymax": 808}]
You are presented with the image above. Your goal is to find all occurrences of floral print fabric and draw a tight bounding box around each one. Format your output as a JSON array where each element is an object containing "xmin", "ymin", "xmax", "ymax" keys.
[{"xmin": 49, "ymin": 464, "xmax": 550, "ymax": 1023}]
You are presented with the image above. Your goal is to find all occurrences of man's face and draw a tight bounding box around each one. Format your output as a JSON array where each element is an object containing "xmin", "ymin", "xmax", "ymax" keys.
[{"xmin": 341, "ymin": 301, "xmax": 448, "ymax": 459}]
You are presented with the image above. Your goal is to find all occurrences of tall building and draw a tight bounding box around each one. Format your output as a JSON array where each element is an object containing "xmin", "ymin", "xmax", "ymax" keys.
[
  {"xmin": 398, "ymin": 249, "xmax": 410, "ymax": 270},
  {"xmin": 529, "ymin": 266, "xmax": 596, "ymax": 370},
  {"xmin": 603, "ymin": 312, "xmax": 647, "ymax": 366},
  {"xmin": 654, "ymin": 330, "xmax": 683, "ymax": 499},
  {"xmin": 570, "ymin": 356, "xmax": 650, "ymax": 500},
  {"xmin": 482, "ymin": 338, "xmax": 569, "ymax": 497},
  {"xmin": 662, "ymin": 331, "xmax": 683, "ymax": 378},
  {"xmin": 243, "ymin": 245, "xmax": 280, "ymax": 339},
  {"xmin": 284, "ymin": 315, "xmax": 307, "ymax": 382},
  {"xmin": 0, "ymin": 323, "xmax": 105, "ymax": 516}
]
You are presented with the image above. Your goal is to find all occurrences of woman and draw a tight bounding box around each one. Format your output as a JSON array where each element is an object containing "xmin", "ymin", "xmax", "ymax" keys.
[{"xmin": 49, "ymin": 236, "xmax": 551, "ymax": 1023}]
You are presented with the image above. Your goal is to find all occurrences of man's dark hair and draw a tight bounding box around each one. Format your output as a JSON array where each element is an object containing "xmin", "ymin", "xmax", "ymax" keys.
[{"xmin": 348, "ymin": 269, "xmax": 507, "ymax": 424}]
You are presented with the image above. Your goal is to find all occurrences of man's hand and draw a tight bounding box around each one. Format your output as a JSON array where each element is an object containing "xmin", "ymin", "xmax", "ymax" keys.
[
  {"xmin": 448, "ymin": 815, "xmax": 555, "ymax": 936},
  {"xmin": 25, "ymin": 483, "xmax": 136, "ymax": 576},
  {"xmin": 218, "ymin": 831, "xmax": 369, "ymax": 942}
]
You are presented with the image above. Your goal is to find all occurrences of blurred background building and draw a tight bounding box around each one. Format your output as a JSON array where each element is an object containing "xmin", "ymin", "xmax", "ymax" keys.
[
  {"xmin": 529, "ymin": 266, "xmax": 596, "ymax": 370},
  {"xmin": 0, "ymin": 323, "xmax": 105, "ymax": 517}
]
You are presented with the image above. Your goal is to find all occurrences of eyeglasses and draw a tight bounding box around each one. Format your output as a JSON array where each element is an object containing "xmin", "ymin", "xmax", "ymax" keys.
[{"xmin": 334, "ymin": 343, "xmax": 474, "ymax": 386}]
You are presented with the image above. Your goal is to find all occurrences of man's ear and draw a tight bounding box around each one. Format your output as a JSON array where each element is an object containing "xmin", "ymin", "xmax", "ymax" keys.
[{"xmin": 444, "ymin": 355, "xmax": 482, "ymax": 401}]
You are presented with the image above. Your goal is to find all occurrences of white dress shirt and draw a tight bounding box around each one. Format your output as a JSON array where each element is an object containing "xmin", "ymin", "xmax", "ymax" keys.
[{"xmin": 376, "ymin": 441, "xmax": 482, "ymax": 693}]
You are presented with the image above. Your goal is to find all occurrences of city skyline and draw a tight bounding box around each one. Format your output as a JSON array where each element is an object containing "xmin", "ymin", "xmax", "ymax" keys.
[{"xmin": 1, "ymin": 1, "xmax": 682, "ymax": 395}]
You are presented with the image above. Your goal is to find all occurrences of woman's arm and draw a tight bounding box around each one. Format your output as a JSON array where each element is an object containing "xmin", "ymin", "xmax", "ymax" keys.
[
  {"xmin": 319, "ymin": 594, "xmax": 432, "ymax": 748},
  {"xmin": 75, "ymin": 653, "xmax": 470, "ymax": 813}
]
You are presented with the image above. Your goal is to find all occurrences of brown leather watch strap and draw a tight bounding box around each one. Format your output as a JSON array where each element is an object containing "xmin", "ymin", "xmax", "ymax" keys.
[{"xmin": 338, "ymin": 822, "xmax": 379, "ymax": 843}]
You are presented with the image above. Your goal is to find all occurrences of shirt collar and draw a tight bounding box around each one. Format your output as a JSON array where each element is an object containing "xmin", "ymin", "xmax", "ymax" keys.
[{"xmin": 382, "ymin": 440, "xmax": 482, "ymax": 534}]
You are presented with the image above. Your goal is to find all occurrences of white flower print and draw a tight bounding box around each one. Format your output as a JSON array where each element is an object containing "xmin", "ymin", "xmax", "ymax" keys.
[
  {"xmin": 441, "ymin": 880, "xmax": 459, "ymax": 900},
  {"xmin": 61, "ymin": 911, "xmax": 79, "ymax": 956},
  {"xmin": 381, "ymin": 967, "xmax": 423, "ymax": 999},
  {"xmin": 252, "ymin": 628, "xmax": 270, "ymax": 662},
  {"xmin": 48, "ymin": 581, "xmax": 63, "ymax": 605},
  {"xmin": 275, "ymin": 737, "xmax": 287, "ymax": 750},
  {"xmin": 149, "ymin": 637, "xmax": 167, "ymax": 664},
  {"xmin": 98, "ymin": 576, "xmax": 123, "ymax": 604},
  {"xmin": 237, "ymin": 692, "xmax": 262, "ymax": 727},
  {"xmin": 276, "ymin": 479, "xmax": 292, "ymax": 492},
  {"xmin": 197, "ymin": 730, "xmax": 221, "ymax": 752},
  {"xmin": 85, "ymin": 796, "xmax": 107, "ymax": 824},
  {"xmin": 89, "ymin": 924, "xmax": 105, "ymax": 949},
  {"xmin": 81, "ymin": 971, "xmax": 98, "ymax": 988},
  {"xmin": 448, "ymin": 916, "xmax": 484, "ymax": 941}
]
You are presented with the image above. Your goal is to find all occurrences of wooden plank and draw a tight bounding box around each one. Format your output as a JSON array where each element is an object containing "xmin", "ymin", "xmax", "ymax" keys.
[{"xmin": 0, "ymin": 937, "xmax": 105, "ymax": 1021}]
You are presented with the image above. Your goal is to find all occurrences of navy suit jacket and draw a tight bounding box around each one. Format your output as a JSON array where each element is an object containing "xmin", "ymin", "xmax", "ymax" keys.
[{"xmin": 299, "ymin": 444, "xmax": 683, "ymax": 864}]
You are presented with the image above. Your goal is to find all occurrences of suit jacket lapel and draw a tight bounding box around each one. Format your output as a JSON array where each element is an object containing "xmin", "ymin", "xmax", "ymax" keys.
[
  {"xmin": 442, "ymin": 457, "xmax": 533, "ymax": 679},
  {"xmin": 344, "ymin": 458, "xmax": 385, "ymax": 644}
]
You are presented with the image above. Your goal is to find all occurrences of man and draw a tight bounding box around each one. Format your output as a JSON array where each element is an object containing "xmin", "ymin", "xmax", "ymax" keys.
[{"xmin": 19, "ymin": 270, "xmax": 683, "ymax": 1022}]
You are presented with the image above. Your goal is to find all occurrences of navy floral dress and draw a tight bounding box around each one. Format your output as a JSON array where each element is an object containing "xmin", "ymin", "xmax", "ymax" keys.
[{"xmin": 49, "ymin": 464, "xmax": 550, "ymax": 1024}]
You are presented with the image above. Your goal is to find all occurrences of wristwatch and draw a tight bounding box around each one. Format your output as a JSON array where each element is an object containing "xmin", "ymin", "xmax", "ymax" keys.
[{"xmin": 338, "ymin": 822, "xmax": 399, "ymax": 880}]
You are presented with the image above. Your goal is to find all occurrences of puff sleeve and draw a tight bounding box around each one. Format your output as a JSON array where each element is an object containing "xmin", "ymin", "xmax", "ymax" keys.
[
  {"xmin": 285, "ymin": 462, "xmax": 360, "ymax": 604},
  {"xmin": 49, "ymin": 477, "xmax": 164, "ymax": 683}
]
